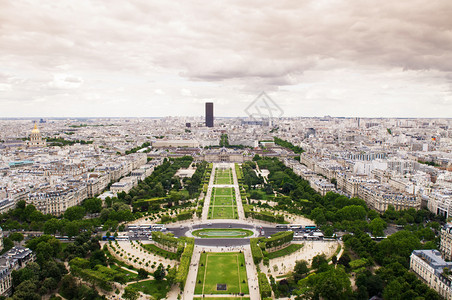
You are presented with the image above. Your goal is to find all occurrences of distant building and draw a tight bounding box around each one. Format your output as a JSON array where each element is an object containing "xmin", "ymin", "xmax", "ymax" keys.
[
  {"xmin": 205, "ymin": 102, "xmax": 214, "ymax": 127},
  {"xmin": 27, "ymin": 124, "xmax": 46, "ymax": 148},
  {"xmin": 0, "ymin": 227, "xmax": 3, "ymax": 252},
  {"xmin": 152, "ymin": 140, "xmax": 199, "ymax": 148},
  {"xmin": 410, "ymin": 249, "xmax": 452, "ymax": 300},
  {"xmin": 441, "ymin": 223, "xmax": 452, "ymax": 261}
]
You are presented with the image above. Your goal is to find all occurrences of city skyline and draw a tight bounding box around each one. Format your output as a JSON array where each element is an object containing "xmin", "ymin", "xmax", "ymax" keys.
[{"xmin": 1, "ymin": 1, "xmax": 451, "ymax": 118}]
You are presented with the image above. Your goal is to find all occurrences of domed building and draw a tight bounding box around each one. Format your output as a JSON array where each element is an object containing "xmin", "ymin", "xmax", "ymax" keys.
[{"xmin": 27, "ymin": 123, "xmax": 46, "ymax": 147}]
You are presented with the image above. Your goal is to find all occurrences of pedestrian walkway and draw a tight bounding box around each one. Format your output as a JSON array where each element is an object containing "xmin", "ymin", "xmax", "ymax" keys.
[
  {"xmin": 231, "ymin": 164, "xmax": 246, "ymax": 221},
  {"xmin": 182, "ymin": 245, "xmax": 202, "ymax": 300}
]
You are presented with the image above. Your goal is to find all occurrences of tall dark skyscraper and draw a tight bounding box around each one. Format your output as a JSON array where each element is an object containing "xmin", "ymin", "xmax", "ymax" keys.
[{"xmin": 205, "ymin": 102, "xmax": 214, "ymax": 127}]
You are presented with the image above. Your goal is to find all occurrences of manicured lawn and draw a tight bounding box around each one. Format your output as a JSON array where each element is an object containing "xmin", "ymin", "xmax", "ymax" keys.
[
  {"xmin": 142, "ymin": 243, "xmax": 179, "ymax": 260},
  {"xmin": 209, "ymin": 206, "xmax": 237, "ymax": 219},
  {"xmin": 110, "ymin": 264, "xmax": 138, "ymax": 282},
  {"xmin": 267, "ymin": 243, "xmax": 304, "ymax": 259},
  {"xmin": 195, "ymin": 252, "xmax": 249, "ymax": 295},
  {"xmin": 215, "ymin": 168, "xmax": 233, "ymax": 185},
  {"xmin": 213, "ymin": 195, "xmax": 234, "ymax": 205},
  {"xmin": 209, "ymin": 187, "xmax": 237, "ymax": 219},
  {"xmin": 127, "ymin": 279, "xmax": 170, "ymax": 300},
  {"xmin": 192, "ymin": 228, "xmax": 254, "ymax": 238}
]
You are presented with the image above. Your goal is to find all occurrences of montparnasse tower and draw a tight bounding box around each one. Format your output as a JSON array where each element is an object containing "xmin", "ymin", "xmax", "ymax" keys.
[{"xmin": 28, "ymin": 123, "xmax": 46, "ymax": 147}]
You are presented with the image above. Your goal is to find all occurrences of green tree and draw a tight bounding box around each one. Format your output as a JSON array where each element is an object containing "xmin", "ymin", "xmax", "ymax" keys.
[
  {"xmin": 311, "ymin": 254, "xmax": 328, "ymax": 271},
  {"xmin": 9, "ymin": 232, "xmax": 24, "ymax": 242},
  {"xmin": 12, "ymin": 280, "xmax": 40, "ymax": 300},
  {"xmin": 369, "ymin": 217, "xmax": 387, "ymax": 237},
  {"xmin": 1, "ymin": 237, "xmax": 14, "ymax": 254},
  {"xmin": 383, "ymin": 279, "xmax": 402, "ymax": 300},
  {"xmin": 63, "ymin": 206, "xmax": 86, "ymax": 221},
  {"xmin": 293, "ymin": 260, "xmax": 309, "ymax": 282},
  {"xmin": 137, "ymin": 268, "xmax": 149, "ymax": 280},
  {"xmin": 123, "ymin": 287, "xmax": 139, "ymax": 300},
  {"xmin": 83, "ymin": 198, "xmax": 102, "ymax": 213},
  {"xmin": 43, "ymin": 218, "xmax": 60, "ymax": 235},
  {"xmin": 153, "ymin": 263, "xmax": 166, "ymax": 280},
  {"xmin": 299, "ymin": 266, "xmax": 352, "ymax": 300}
]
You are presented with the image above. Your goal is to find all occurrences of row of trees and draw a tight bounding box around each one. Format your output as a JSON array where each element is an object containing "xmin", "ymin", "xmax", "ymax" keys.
[
  {"xmin": 273, "ymin": 137, "xmax": 304, "ymax": 153},
  {"xmin": 118, "ymin": 156, "xmax": 193, "ymax": 205}
]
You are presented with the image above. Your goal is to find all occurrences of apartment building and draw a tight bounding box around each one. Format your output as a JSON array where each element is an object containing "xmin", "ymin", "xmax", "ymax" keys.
[
  {"xmin": 0, "ymin": 247, "xmax": 35, "ymax": 297},
  {"xmin": 441, "ymin": 224, "xmax": 452, "ymax": 261},
  {"xmin": 410, "ymin": 250, "xmax": 452, "ymax": 300},
  {"xmin": 28, "ymin": 184, "xmax": 87, "ymax": 215}
]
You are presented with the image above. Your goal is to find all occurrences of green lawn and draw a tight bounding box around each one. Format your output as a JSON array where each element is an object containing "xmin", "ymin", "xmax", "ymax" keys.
[
  {"xmin": 209, "ymin": 187, "xmax": 237, "ymax": 219},
  {"xmin": 209, "ymin": 206, "xmax": 237, "ymax": 219},
  {"xmin": 213, "ymin": 195, "xmax": 234, "ymax": 206},
  {"xmin": 214, "ymin": 187, "xmax": 234, "ymax": 197},
  {"xmin": 266, "ymin": 243, "xmax": 304, "ymax": 259},
  {"xmin": 127, "ymin": 279, "xmax": 170, "ymax": 300},
  {"xmin": 192, "ymin": 228, "xmax": 254, "ymax": 238},
  {"xmin": 110, "ymin": 264, "xmax": 138, "ymax": 282},
  {"xmin": 195, "ymin": 252, "xmax": 249, "ymax": 295},
  {"xmin": 215, "ymin": 168, "xmax": 233, "ymax": 185},
  {"xmin": 142, "ymin": 243, "xmax": 179, "ymax": 260}
]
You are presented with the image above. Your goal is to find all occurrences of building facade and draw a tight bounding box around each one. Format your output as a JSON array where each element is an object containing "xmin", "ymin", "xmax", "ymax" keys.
[
  {"xmin": 410, "ymin": 249, "xmax": 452, "ymax": 300},
  {"xmin": 441, "ymin": 223, "xmax": 452, "ymax": 261},
  {"xmin": 0, "ymin": 247, "xmax": 35, "ymax": 297},
  {"xmin": 205, "ymin": 102, "xmax": 214, "ymax": 127},
  {"xmin": 27, "ymin": 124, "xmax": 46, "ymax": 148}
]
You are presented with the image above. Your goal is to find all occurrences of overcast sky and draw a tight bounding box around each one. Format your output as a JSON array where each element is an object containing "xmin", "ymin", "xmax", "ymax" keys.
[{"xmin": 1, "ymin": 0, "xmax": 451, "ymax": 118}]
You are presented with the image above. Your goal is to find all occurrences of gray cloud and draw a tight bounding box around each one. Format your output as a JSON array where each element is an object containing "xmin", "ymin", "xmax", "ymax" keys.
[{"xmin": 0, "ymin": 0, "xmax": 451, "ymax": 117}]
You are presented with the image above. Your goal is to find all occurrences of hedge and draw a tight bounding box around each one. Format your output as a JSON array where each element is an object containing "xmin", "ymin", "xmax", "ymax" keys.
[
  {"xmin": 251, "ymin": 238, "xmax": 264, "ymax": 264},
  {"xmin": 176, "ymin": 237, "xmax": 194, "ymax": 289},
  {"xmin": 243, "ymin": 206, "xmax": 285, "ymax": 223},
  {"xmin": 258, "ymin": 272, "xmax": 272, "ymax": 299},
  {"xmin": 265, "ymin": 231, "xmax": 293, "ymax": 249}
]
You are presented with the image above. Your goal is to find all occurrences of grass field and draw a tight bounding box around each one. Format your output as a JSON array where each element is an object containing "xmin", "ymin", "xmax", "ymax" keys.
[
  {"xmin": 192, "ymin": 228, "xmax": 254, "ymax": 238},
  {"xmin": 195, "ymin": 252, "xmax": 249, "ymax": 295},
  {"xmin": 214, "ymin": 168, "xmax": 233, "ymax": 185},
  {"xmin": 266, "ymin": 243, "xmax": 304, "ymax": 259},
  {"xmin": 208, "ymin": 187, "xmax": 238, "ymax": 219},
  {"xmin": 127, "ymin": 279, "xmax": 170, "ymax": 300}
]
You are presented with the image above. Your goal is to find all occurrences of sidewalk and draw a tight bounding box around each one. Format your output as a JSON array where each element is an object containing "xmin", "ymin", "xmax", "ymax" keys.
[
  {"xmin": 182, "ymin": 245, "xmax": 202, "ymax": 300},
  {"xmin": 201, "ymin": 163, "xmax": 217, "ymax": 221},
  {"xmin": 232, "ymin": 163, "xmax": 246, "ymax": 220}
]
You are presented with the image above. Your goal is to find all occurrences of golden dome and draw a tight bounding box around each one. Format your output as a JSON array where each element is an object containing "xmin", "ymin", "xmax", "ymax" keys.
[{"xmin": 31, "ymin": 123, "xmax": 40, "ymax": 134}]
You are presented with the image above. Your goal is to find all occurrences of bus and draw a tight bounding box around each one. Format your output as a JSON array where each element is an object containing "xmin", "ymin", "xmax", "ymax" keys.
[
  {"xmin": 102, "ymin": 236, "xmax": 116, "ymax": 241},
  {"xmin": 127, "ymin": 225, "xmax": 138, "ymax": 231},
  {"xmin": 305, "ymin": 225, "xmax": 317, "ymax": 230},
  {"xmin": 151, "ymin": 224, "xmax": 166, "ymax": 231},
  {"xmin": 289, "ymin": 224, "xmax": 302, "ymax": 229},
  {"xmin": 276, "ymin": 224, "xmax": 289, "ymax": 229},
  {"xmin": 139, "ymin": 224, "xmax": 152, "ymax": 230},
  {"xmin": 116, "ymin": 235, "xmax": 129, "ymax": 241}
]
